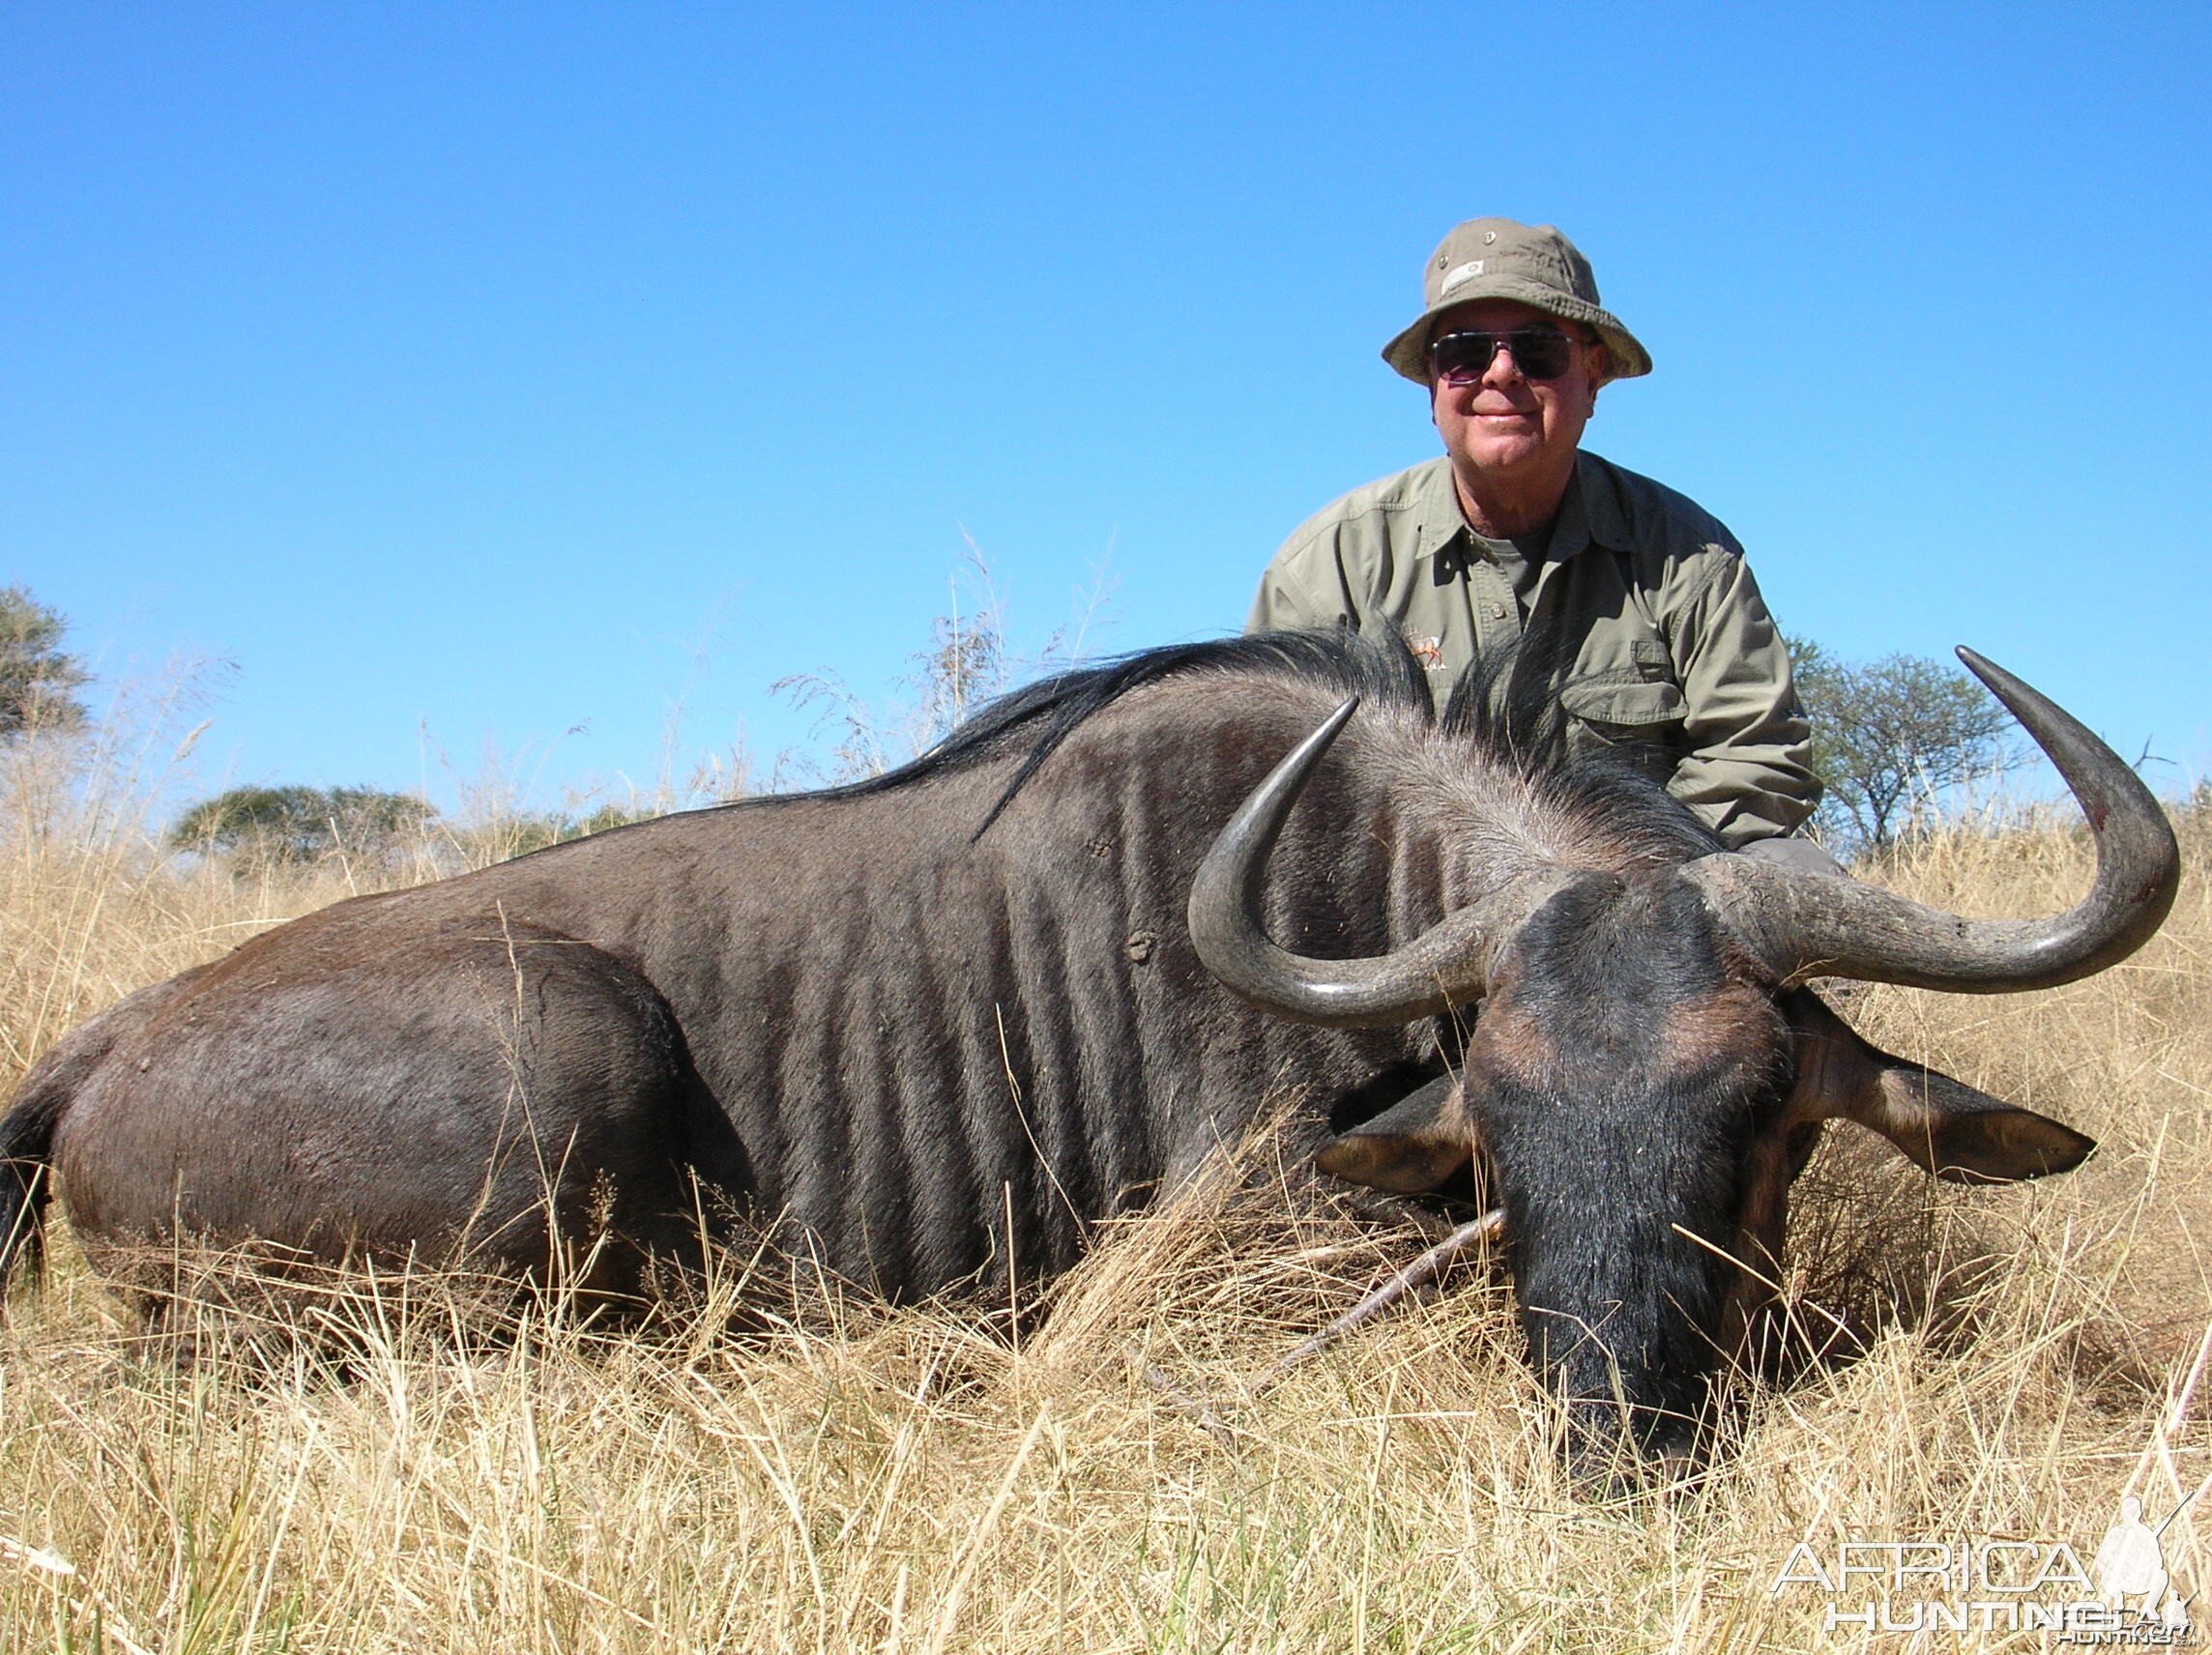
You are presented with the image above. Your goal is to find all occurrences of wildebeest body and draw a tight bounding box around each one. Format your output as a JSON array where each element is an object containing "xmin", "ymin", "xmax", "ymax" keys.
[
  {"xmin": 26, "ymin": 655, "xmax": 1499, "ymax": 1296},
  {"xmin": 0, "ymin": 632, "xmax": 2178, "ymax": 1463}
]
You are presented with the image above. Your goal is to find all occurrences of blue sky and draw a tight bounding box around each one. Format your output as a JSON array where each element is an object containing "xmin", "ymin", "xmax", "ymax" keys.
[{"xmin": 5, "ymin": 3, "xmax": 2207, "ymax": 814}]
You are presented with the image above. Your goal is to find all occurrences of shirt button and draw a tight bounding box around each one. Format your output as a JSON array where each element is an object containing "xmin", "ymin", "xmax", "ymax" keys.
[{"xmin": 1490, "ymin": 602, "xmax": 1507, "ymax": 620}]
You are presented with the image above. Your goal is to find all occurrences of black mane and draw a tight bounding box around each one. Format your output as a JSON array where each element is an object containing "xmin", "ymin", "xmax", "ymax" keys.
[
  {"xmin": 829, "ymin": 629, "xmax": 1439, "ymax": 835},
  {"xmin": 822, "ymin": 625, "xmax": 1715, "ymax": 857},
  {"xmin": 666, "ymin": 626, "xmax": 1715, "ymax": 861}
]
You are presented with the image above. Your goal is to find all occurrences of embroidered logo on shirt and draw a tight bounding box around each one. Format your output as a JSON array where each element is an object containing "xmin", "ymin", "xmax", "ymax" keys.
[{"xmin": 1405, "ymin": 632, "xmax": 1445, "ymax": 671}]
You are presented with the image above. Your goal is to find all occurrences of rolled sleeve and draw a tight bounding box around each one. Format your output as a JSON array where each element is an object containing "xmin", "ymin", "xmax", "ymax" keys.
[{"xmin": 1664, "ymin": 554, "xmax": 1820, "ymax": 847}]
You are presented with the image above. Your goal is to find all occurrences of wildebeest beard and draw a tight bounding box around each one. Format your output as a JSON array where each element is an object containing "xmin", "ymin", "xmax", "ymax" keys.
[{"xmin": 1463, "ymin": 872, "xmax": 1791, "ymax": 1463}]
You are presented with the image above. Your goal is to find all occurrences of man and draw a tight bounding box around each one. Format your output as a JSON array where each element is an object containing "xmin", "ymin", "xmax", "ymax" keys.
[{"xmin": 1249, "ymin": 217, "xmax": 1827, "ymax": 864}]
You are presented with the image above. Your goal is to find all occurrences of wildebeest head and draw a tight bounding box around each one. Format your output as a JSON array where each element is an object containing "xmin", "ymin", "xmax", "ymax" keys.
[{"xmin": 1188, "ymin": 651, "xmax": 2173, "ymax": 1469}]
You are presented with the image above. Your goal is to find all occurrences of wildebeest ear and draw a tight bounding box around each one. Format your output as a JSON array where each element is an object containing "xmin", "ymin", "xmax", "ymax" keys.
[
  {"xmin": 1863, "ymin": 1065, "xmax": 2096, "ymax": 1183},
  {"xmin": 1314, "ymin": 1073, "xmax": 1473, "ymax": 1193},
  {"xmin": 1784, "ymin": 990, "xmax": 2095, "ymax": 1184}
]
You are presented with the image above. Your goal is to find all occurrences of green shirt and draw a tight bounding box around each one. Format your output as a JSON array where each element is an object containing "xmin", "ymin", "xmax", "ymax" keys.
[{"xmin": 1247, "ymin": 451, "xmax": 1819, "ymax": 849}]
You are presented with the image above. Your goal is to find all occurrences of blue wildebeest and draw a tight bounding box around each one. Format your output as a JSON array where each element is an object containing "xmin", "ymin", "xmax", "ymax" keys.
[{"xmin": 0, "ymin": 633, "xmax": 2179, "ymax": 1462}]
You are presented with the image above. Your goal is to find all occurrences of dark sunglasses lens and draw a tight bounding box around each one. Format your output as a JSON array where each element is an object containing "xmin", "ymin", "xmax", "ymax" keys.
[
  {"xmin": 1430, "ymin": 333, "xmax": 1495, "ymax": 385},
  {"xmin": 1507, "ymin": 328, "xmax": 1573, "ymax": 380},
  {"xmin": 1429, "ymin": 329, "xmax": 1576, "ymax": 384}
]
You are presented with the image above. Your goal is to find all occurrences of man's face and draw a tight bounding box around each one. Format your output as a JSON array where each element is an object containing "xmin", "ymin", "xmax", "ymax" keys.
[{"xmin": 1428, "ymin": 299, "xmax": 1608, "ymax": 489}]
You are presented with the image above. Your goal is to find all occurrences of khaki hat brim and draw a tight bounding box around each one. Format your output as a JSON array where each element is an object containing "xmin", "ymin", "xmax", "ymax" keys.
[{"xmin": 1382, "ymin": 280, "xmax": 1653, "ymax": 384}]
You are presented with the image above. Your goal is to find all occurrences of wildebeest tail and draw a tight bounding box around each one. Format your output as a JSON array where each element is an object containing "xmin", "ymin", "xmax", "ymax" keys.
[
  {"xmin": 0, "ymin": 1076, "xmax": 62, "ymax": 1289},
  {"xmin": 0, "ymin": 976, "xmax": 188, "ymax": 1292}
]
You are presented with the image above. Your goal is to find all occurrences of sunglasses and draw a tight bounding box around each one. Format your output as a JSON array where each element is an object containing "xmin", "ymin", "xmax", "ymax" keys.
[{"xmin": 1429, "ymin": 326, "xmax": 1582, "ymax": 385}]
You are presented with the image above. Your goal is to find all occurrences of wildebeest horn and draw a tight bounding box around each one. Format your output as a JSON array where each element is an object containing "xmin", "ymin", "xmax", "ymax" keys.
[
  {"xmin": 1687, "ymin": 649, "xmax": 2179, "ymax": 992},
  {"xmin": 1187, "ymin": 698, "xmax": 1559, "ymax": 1027}
]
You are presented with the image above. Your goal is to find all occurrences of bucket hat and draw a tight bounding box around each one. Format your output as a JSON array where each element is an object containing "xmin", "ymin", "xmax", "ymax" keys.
[{"xmin": 1381, "ymin": 218, "xmax": 1652, "ymax": 384}]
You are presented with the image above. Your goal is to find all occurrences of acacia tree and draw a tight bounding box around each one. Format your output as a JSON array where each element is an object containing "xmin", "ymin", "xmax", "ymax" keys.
[
  {"xmin": 171, "ymin": 783, "xmax": 439, "ymax": 872},
  {"xmin": 1787, "ymin": 636, "xmax": 2018, "ymax": 855},
  {"xmin": 0, "ymin": 585, "xmax": 90, "ymax": 737}
]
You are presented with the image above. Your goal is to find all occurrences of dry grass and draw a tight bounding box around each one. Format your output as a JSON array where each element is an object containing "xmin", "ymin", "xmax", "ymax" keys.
[{"xmin": 1, "ymin": 723, "xmax": 2207, "ymax": 1653}]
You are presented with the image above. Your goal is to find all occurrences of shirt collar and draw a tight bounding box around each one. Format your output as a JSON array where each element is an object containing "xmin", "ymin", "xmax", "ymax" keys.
[
  {"xmin": 1419, "ymin": 450, "xmax": 1628, "ymax": 567},
  {"xmin": 1570, "ymin": 450, "xmax": 1636, "ymax": 557},
  {"xmin": 1412, "ymin": 459, "xmax": 1470, "ymax": 561}
]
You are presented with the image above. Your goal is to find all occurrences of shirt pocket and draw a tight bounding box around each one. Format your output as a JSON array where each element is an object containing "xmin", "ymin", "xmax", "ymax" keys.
[{"xmin": 1557, "ymin": 676, "xmax": 1687, "ymax": 750}]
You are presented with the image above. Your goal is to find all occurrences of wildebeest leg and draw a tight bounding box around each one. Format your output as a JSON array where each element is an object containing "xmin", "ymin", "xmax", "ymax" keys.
[{"xmin": 51, "ymin": 916, "xmax": 739, "ymax": 1310}]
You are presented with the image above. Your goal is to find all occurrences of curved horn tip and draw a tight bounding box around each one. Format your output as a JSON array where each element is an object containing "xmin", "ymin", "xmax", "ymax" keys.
[
  {"xmin": 1950, "ymin": 650, "xmax": 2091, "ymax": 744},
  {"xmin": 1950, "ymin": 647, "xmax": 2079, "ymax": 737},
  {"xmin": 1964, "ymin": 646, "xmax": 2025, "ymax": 699},
  {"xmin": 1728, "ymin": 645, "xmax": 2178, "ymax": 993},
  {"xmin": 1954, "ymin": 645, "xmax": 2013, "ymax": 695}
]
